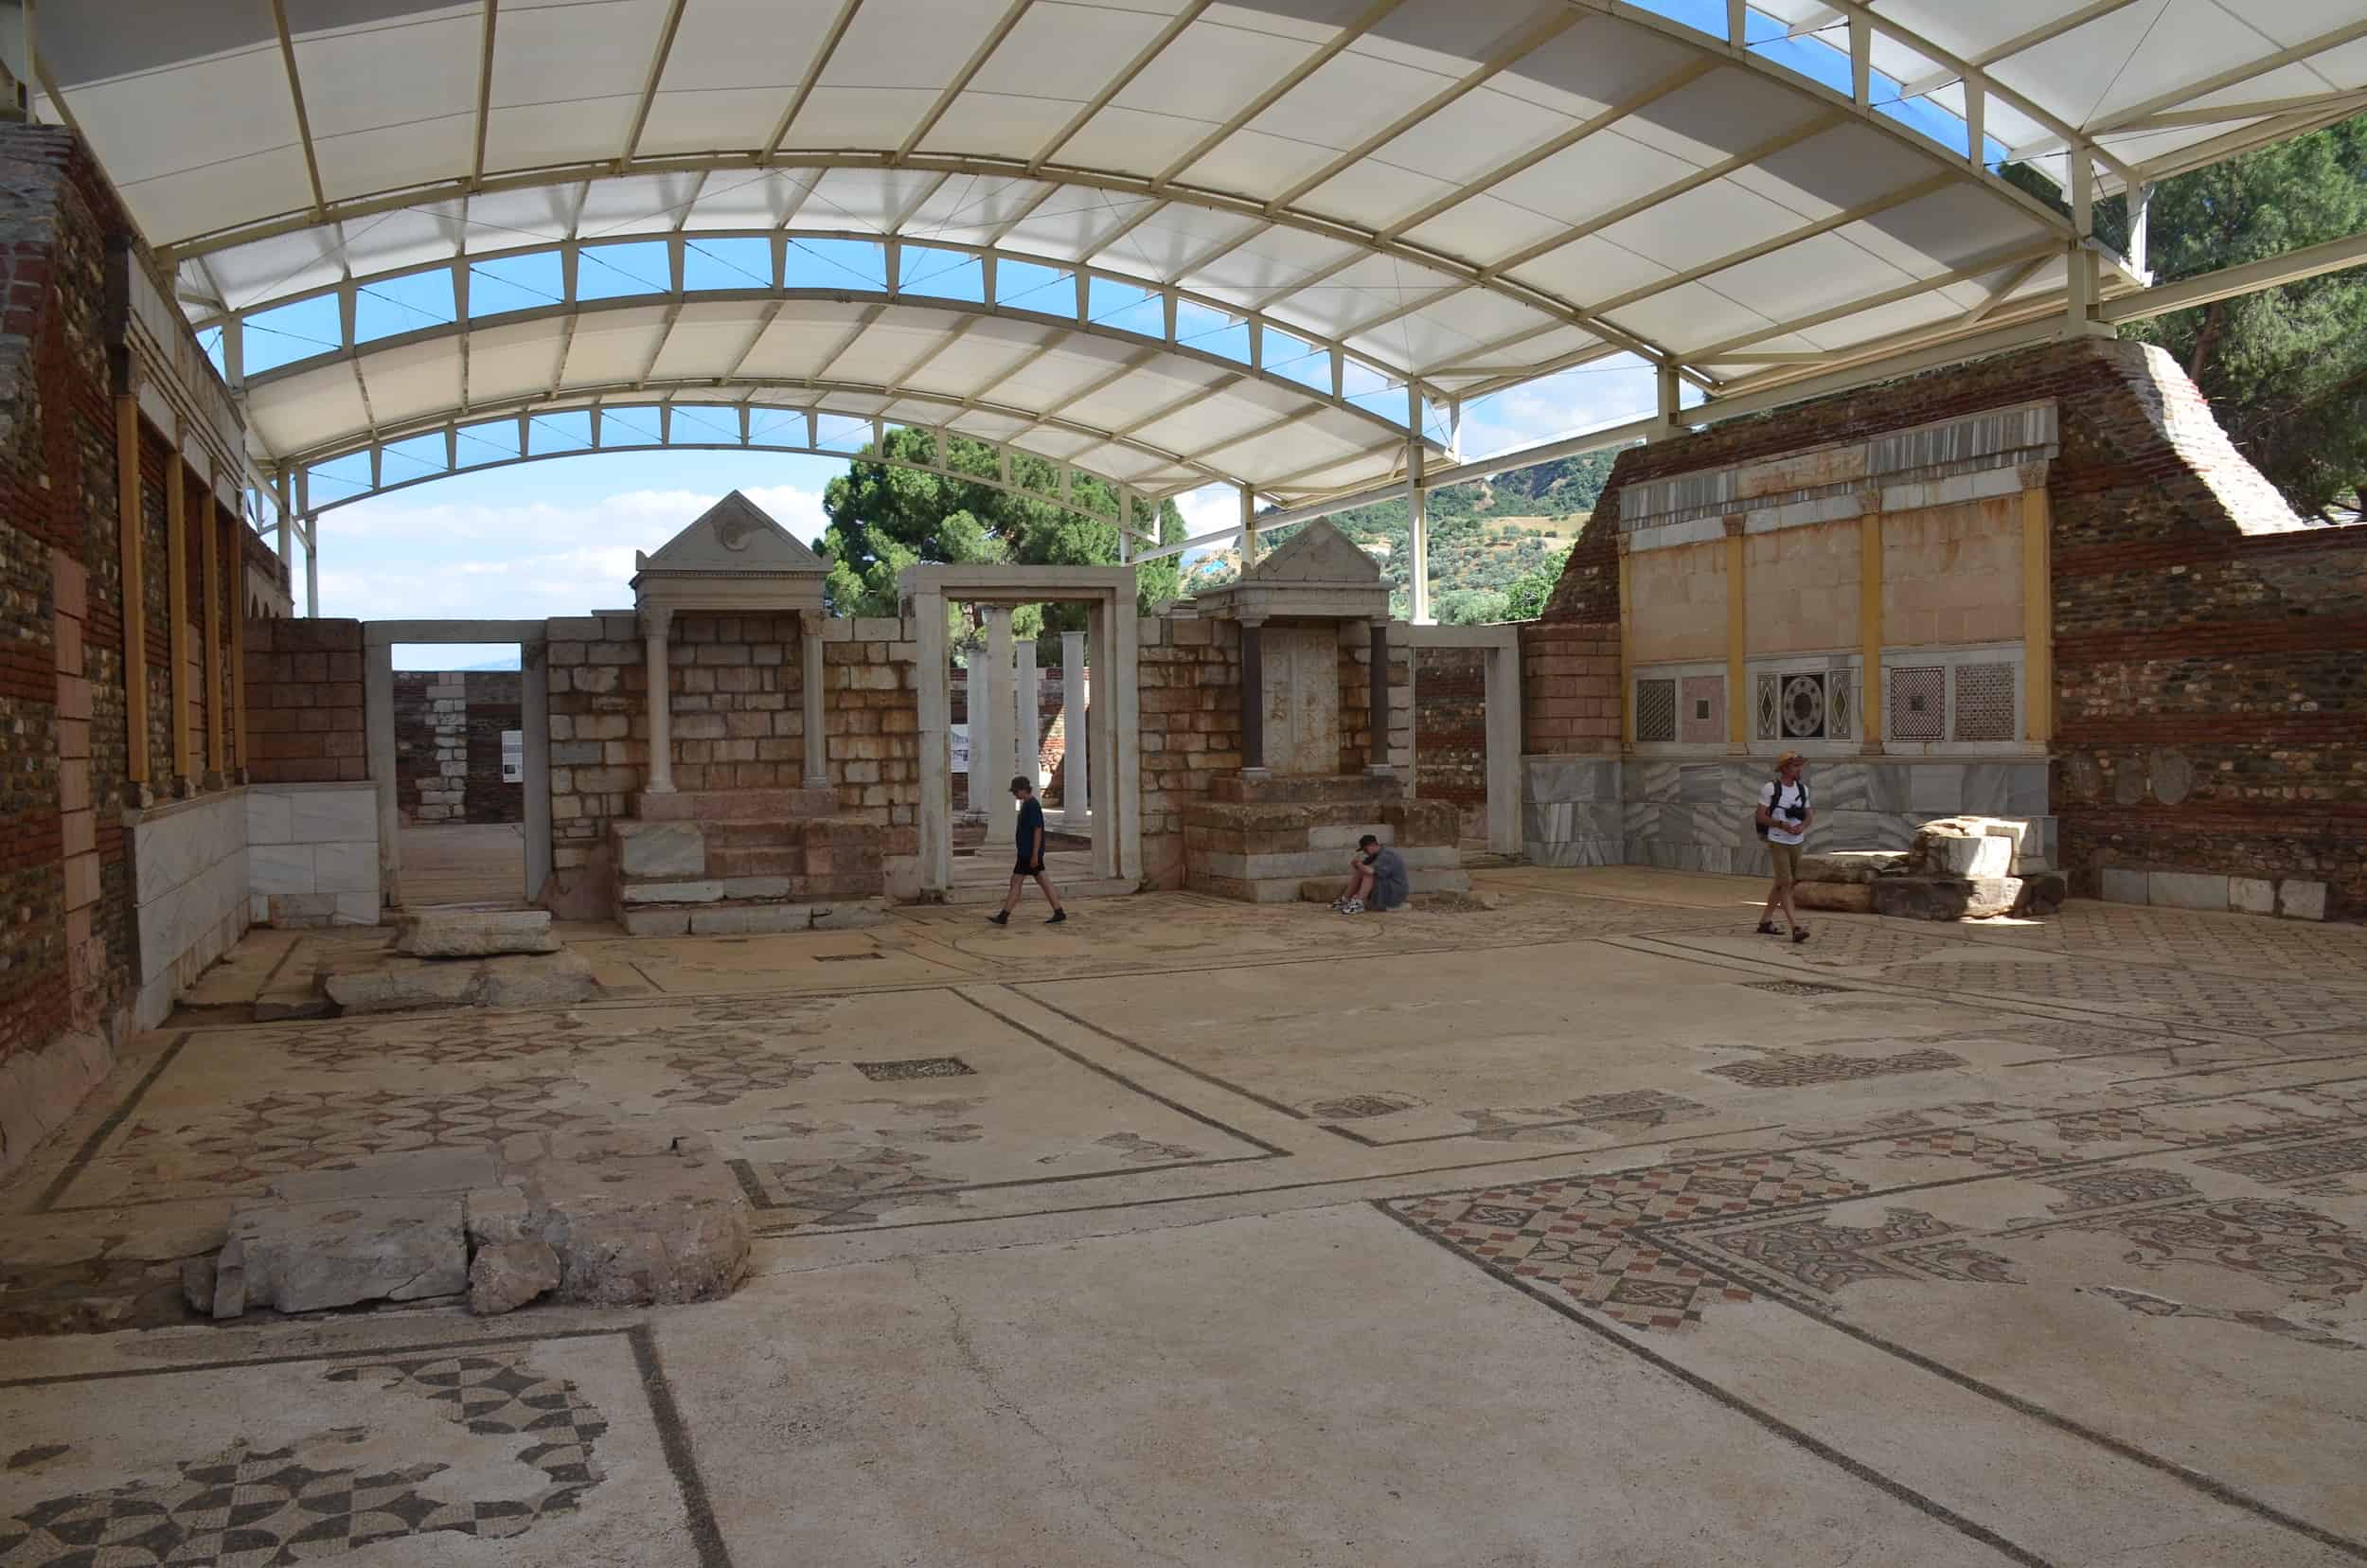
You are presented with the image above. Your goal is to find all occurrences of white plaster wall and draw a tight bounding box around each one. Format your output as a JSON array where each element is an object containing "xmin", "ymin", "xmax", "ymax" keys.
[
  {"xmin": 247, "ymin": 781, "xmax": 381, "ymax": 928},
  {"xmin": 129, "ymin": 792, "xmax": 249, "ymax": 1029}
]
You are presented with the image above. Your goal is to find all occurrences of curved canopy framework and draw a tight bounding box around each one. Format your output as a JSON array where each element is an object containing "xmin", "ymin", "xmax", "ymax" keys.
[{"xmin": 39, "ymin": 0, "xmax": 2367, "ymax": 516}]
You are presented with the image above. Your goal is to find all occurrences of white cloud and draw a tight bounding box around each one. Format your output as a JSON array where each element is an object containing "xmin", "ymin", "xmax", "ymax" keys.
[{"xmin": 316, "ymin": 484, "xmax": 828, "ymax": 621}]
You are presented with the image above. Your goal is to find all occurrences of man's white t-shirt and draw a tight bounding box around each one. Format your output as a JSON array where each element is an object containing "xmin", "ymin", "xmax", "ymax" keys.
[{"xmin": 1759, "ymin": 777, "xmax": 1809, "ymax": 846}]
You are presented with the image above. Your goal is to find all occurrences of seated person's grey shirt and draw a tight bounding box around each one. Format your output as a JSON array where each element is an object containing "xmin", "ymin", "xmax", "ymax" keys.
[{"xmin": 1366, "ymin": 846, "xmax": 1410, "ymax": 910}]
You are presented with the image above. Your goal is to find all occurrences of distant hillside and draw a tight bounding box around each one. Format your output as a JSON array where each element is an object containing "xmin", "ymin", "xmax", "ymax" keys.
[{"xmin": 1189, "ymin": 448, "xmax": 1620, "ymax": 621}]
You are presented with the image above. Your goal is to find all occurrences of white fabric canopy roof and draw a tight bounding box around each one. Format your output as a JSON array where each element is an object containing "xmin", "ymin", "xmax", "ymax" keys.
[{"xmin": 39, "ymin": 0, "xmax": 2365, "ymax": 507}]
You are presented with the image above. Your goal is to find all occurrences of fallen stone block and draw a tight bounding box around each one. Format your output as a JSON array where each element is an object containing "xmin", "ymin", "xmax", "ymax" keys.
[
  {"xmin": 468, "ymin": 1132, "xmax": 749, "ymax": 1309},
  {"xmin": 396, "ymin": 909, "xmax": 561, "ymax": 957},
  {"xmin": 2011, "ymin": 871, "xmax": 2068, "ymax": 918},
  {"xmin": 469, "ymin": 1238, "xmax": 561, "ymax": 1316},
  {"xmin": 324, "ymin": 951, "xmax": 598, "ymax": 1014},
  {"xmin": 1871, "ymin": 876, "xmax": 2022, "ymax": 921},
  {"xmin": 2280, "ymin": 879, "xmax": 2330, "ymax": 921},
  {"xmin": 1797, "ymin": 851, "xmax": 1909, "ymax": 884},
  {"xmin": 181, "ymin": 1256, "xmax": 215, "ymax": 1314},
  {"xmin": 477, "ymin": 951, "xmax": 600, "ymax": 1009},
  {"xmin": 1794, "ymin": 881, "xmax": 1875, "ymax": 913},
  {"xmin": 1913, "ymin": 829, "xmax": 2014, "ymax": 879},
  {"xmin": 214, "ymin": 1196, "xmax": 468, "ymax": 1317}
]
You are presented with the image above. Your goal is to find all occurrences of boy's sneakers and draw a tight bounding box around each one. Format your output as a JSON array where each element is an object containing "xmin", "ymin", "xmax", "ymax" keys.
[
  {"xmin": 988, "ymin": 911, "xmax": 1009, "ymax": 926},
  {"xmin": 1755, "ymin": 920, "xmax": 1780, "ymax": 935},
  {"xmin": 1045, "ymin": 909, "xmax": 1067, "ymax": 924},
  {"xmin": 1338, "ymin": 898, "xmax": 1364, "ymax": 915}
]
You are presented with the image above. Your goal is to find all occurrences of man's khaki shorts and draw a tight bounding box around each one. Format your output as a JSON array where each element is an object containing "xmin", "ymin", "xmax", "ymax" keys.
[{"xmin": 1767, "ymin": 841, "xmax": 1803, "ymax": 887}]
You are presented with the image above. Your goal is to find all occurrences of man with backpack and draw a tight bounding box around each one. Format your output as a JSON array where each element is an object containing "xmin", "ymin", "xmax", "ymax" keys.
[{"xmin": 1755, "ymin": 751, "xmax": 1813, "ymax": 943}]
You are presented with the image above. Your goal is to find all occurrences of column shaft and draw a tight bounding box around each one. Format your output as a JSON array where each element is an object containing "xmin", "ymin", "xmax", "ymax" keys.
[
  {"xmin": 1060, "ymin": 630, "xmax": 1089, "ymax": 829},
  {"xmin": 1368, "ymin": 622, "xmax": 1389, "ymax": 772},
  {"xmin": 1239, "ymin": 618, "xmax": 1265, "ymax": 774},
  {"xmin": 644, "ymin": 612, "xmax": 674, "ymax": 793},
  {"xmin": 114, "ymin": 395, "xmax": 148, "ymax": 791},
  {"xmin": 166, "ymin": 454, "xmax": 193, "ymax": 790},
  {"xmin": 980, "ymin": 607, "xmax": 1012, "ymax": 845},
  {"xmin": 801, "ymin": 615, "xmax": 828, "ymax": 787},
  {"xmin": 1012, "ymin": 635, "xmax": 1039, "ymax": 792}
]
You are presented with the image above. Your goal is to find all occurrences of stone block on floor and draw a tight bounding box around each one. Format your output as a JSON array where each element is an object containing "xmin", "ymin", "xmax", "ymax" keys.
[
  {"xmin": 1794, "ymin": 882, "xmax": 1875, "ymax": 913},
  {"xmin": 469, "ymin": 1131, "xmax": 750, "ymax": 1309},
  {"xmin": 214, "ymin": 1195, "xmax": 468, "ymax": 1317},
  {"xmin": 2279, "ymin": 879, "xmax": 2329, "ymax": 921},
  {"xmin": 395, "ymin": 909, "xmax": 561, "ymax": 957},
  {"xmin": 614, "ymin": 821, "xmax": 707, "ymax": 878},
  {"xmin": 1870, "ymin": 876, "xmax": 2022, "ymax": 921}
]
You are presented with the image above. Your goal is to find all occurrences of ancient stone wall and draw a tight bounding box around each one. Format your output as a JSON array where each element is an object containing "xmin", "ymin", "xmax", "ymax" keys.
[
  {"xmin": 544, "ymin": 613, "xmax": 922, "ymax": 906},
  {"xmin": 821, "ymin": 615, "xmax": 921, "ymax": 890},
  {"xmin": 1536, "ymin": 336, "xmax": 2366, "ymax": 914},
  {"xmin": 1135, "ymin": 615, "xmax": 1243, "ymax": 888},
  {"xmin": 394, "ymin": 669, "xmax": 521, "ymax": 825},
  {"xmin": 0, "ymin": 128, "xmax": 175, "ymax": 1173},
  {"xmin": 245, "ymin": 618, "xmax": 366, "ymax": 784},
  {"xmin": 1517, "ymin": 622, "xmax": 1618, "ymax": 757}
]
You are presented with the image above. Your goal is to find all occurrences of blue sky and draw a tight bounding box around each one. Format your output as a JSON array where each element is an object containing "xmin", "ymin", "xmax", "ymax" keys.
[{"xmin": 323, "ymin": 359, "xmax": 1665, "ymax": 669}]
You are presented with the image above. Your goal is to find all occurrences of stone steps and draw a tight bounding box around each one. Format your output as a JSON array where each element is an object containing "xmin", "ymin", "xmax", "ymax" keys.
[
  {"xmin": 944, "ymin": 876, "xmax": 1135, "ymax": 905},
  {"xmin": 1188, "ymin": 865, "xmax": 1473, "ymax": 906},
  {"xmin": 621, "ymin": 897, "xmax": 891, "ymax": 937}
]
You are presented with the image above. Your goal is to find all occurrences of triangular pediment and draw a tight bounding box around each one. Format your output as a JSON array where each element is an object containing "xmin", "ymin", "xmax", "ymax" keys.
[
  {"xmin": 635, "ymin": 490, "xmax": 827, "ymax": 577},
  {"xmin": 1245, "ymin": 518, "xmax": 1383, "ymax": 585}
]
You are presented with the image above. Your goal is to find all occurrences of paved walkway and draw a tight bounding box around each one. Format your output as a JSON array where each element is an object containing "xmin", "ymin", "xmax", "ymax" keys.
[{"xmin": 5, "ymin": 869, "xmax": 2366, "ymax": 1565}]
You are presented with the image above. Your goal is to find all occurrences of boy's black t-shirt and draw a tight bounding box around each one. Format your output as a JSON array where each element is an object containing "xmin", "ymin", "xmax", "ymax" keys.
[{"xmin": 1016, "ymin": 797, "xmax": 1046, "ymax": 864}]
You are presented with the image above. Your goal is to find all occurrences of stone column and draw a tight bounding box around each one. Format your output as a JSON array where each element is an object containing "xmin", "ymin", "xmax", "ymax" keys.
[
  {"xmin": 1013, "ymin": 634, "xmax": 1039, "ymax": 793},
  {"xmin": 979, "ymin": 606, "xmax": 1012, "ymax": 846},
  {"xmin": 914, "ymin": 590, "xmax": 952, "ymax": 894},
  {"xmin": 643, "ymin": 607, "xmax": 674, "ymax": 794},
  {"xmin": 1239, "ymin": 615, "xmax": 1266, "ymax": 777},
  {"xmin": 1367, "ymin": 621, "xmax": 1391, "ymax": 775},
  {"xmin": 800, "ymin": 610, "xmax": 827, "ymax": 787},
  {"xmin": 1060, "ymin": 630, "xmax": 1089, "ymax": 830}
]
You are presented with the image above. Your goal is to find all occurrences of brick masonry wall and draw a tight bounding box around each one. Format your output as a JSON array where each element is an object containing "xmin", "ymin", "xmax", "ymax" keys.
[
  {"xmin": 1415, "ymin": 646, "xmax": 1486, "ymax": 831},
  {"xmin": 1538, "ymin": 336, "xmax": 2367, "ymax": 913},
  {"xmin": 0, "ymin": 125, "xmax": 201, "ymax": 1170},
  {"xmin": 1136, "ymin": 616, "xmax": 1244, "ymax": 888},
  {"xmin": 1518, "ymin": 622, "xmax": 1618, "ymax": 757},
  {"xmin": 544, "ymin": 614, "xmax": 921, "ymax": 902},
  {"xmin": 395, "ymin": 669, "xmax": 521, "ymax": 824},
  {"xmin": 244, "ymin": 617, "xmax": 366, "ymax": 783}
]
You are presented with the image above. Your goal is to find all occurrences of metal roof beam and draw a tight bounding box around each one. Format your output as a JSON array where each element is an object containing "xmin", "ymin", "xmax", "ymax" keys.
[
  {"xmin": 764, "ymin": 0, "xmax": 863, "ymax": 161},
  {"xmin": 2098, "ymin": 224, "xmax": 2367, "ymax": 324},
  {"xmin": 1896, "ymin": 0, "xmax": 2150, "ymax": 97},
  {"xmin": 2091, "ymin": 17, "xmax": 2367, "ymax": 139},
  {"xmin": 1027, "ymin": 0, "xmax": 1212, "ymax": 172},
  {"xmin": 267, "ymin": 0, "xmax": 328, "ymax": 214},
  {"xmin": 619, "ymin": 0, "xmax": 687, "ymax": 169},
  {"xmin": 1152, "ymin": 0, "xmax": 1402, "ymax": 188},
  {"xmin": 1373, "ymin": 57, "xmax": 1718, "ymax": 242},
  {"xmin": 898, "ymin": 0, "xmax": 1035, "ymax": 159},
  {"xmin": 472, "ymin": 0, "xmax": 497, "ymax": 185}
]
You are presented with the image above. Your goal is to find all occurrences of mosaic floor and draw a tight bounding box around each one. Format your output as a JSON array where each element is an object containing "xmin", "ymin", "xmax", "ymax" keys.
[{"xmin": 5, "ymin": 867, "xmax": 2365, "ymax": 1565}]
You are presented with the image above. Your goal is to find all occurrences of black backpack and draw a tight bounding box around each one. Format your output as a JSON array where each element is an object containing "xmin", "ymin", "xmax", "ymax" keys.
[{"xmin": 1754, "ymin": 776, "xmax": 1808, "ymax": 840}]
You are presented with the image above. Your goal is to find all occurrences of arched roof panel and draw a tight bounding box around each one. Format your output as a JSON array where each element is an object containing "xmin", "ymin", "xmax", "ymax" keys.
[{"xmin": 43, "ymin": 0, "xmax": 2364, "ymax": 511}]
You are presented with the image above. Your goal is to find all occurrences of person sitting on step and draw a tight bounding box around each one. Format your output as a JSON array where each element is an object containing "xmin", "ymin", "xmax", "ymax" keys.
[{"xmin": 1333, "ymin": 833, "xmax": 1408, "ymax": 914}]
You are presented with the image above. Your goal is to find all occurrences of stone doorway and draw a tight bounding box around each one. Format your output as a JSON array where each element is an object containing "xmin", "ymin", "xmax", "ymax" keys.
[
  {"xmin": 363, "ymin": 621, "xmax": 553, "ymax": 912},
  {"xmin": 901, "ymin": 564, "xmax": 1142, "ymax": 900}
]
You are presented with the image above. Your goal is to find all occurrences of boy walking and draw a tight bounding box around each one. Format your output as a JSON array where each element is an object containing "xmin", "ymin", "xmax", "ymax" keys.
[
  {"xmin": 990, "ymin": 775, "xmax": 1068, "ymax": 926},
  {"xmin": 1755, "ymin": 751, "xmax": 1812, "ymax": 943}
]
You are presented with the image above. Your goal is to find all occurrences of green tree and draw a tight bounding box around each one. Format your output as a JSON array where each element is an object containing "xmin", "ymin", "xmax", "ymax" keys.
[
  {"xmin": 813, "ymin": 428, "xmax": 1185, "ymax": 646},
  {"xmin": 2116, "ymin": 118, "xmax": 2367, "ymax": 520},
  {"xmin": 1503, "ymin": 543, "xmax": 1573, "ymax": 620}
]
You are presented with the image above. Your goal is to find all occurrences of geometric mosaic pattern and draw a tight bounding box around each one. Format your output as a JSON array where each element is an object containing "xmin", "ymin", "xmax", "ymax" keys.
[
  {"xmin": 731, "ymin": 1147, "xmax": 958, "ymax": 1228},
  {"xmin": 1879, "ymin": 957, "xmax": 2346, "ymax": 1038},
  {"xmin": 1452, "ymin": 1089, "xmax": 1716, "ymax": 1141},
  {"xmin": 1679, "ymin": 674, "xmax": 1724, "ymax": 744},
  {"xmin": 1707, "ymin": 1048, "xmax": 1963, "ymax": 1086},
  {"xmin": 1634, "ymin": 678, "xmax": 1677, "ymax": 743},
  {"xmin": 655, "ymin": 1031, "xmax": 824, "ymax": 1107},
  {"xmin": 1889, "ymin": 666, "xmax": 1944, "ymax": 740},
  {"xmin": 1780, "ymin": 672, "xmax": 1825, "ymax": 739},
  {"xmin": 0, "ymin": 1353, "xmax": 603, "ymax": 1565},
  {"xmin": 854, "ymin": 1057, "xmax": 977, "ymax": 1082},
  {"xmin": 1951, "ymin": 662, "xmax": 2016, "ymax": 741},
  {"xmin": 2038, "ymin": 1167, "xmax": 2199, "ymax": 1212},
  {"xmin": 1388, "ymin": 1151, "xmax": 1869, "ymax": 1330},
  {"xmin": 282, "ymin": 1011, "xmax": 591, "ymax": 1070},
  {"xmin": 101, "ymin": 1079, "xmax": 598, "ymax": 1203},
  {"xmin": 1755, "ymin": 671, "xmax": 1779, "ymax": 742},
  {"xmin": 2198, "ymin": 1135, "xmax": 2367, "ymax": 1189},
  {"xmin": 1707, "ymin": 1206, "xmax": 1958, "ymax": 1293},
  {"xmin": 2065, "ymin": 1197, "xmax": 2367, "ymax": 1301}
]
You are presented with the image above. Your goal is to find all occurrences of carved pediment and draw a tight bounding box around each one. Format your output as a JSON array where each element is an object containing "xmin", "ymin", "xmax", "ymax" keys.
[
  {"xmin": 1245, "ymin": 518, "xmax": 1383, "ymax": 585},
  {"xmin": 634, "ymin": 490, "xmax": 827, "ymax": 579}
]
